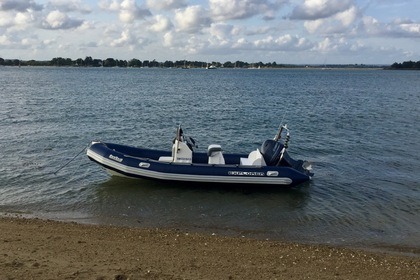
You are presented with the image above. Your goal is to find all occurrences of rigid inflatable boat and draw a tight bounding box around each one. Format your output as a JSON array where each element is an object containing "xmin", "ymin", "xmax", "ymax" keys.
[{"xmin": 87, "ymin": 125, "xmax": 313, "ymax": 187}]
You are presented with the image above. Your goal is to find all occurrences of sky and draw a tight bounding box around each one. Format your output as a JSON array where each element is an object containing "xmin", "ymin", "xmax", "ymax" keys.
[{"xmin": 0, "ymin": 0, "xmax": 419, "ymax": 64}]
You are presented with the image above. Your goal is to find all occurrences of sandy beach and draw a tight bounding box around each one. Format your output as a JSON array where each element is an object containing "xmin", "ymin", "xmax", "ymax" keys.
[{"xmin": 0, "ymin": 217, "xmax": 418, "ymax": 280}]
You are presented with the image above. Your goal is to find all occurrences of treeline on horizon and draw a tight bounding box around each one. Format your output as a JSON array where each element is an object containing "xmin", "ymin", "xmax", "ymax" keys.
[
  {"xmin": 387, "ymin": 60, "xmax": 420, "ymax": 70},
  {"xmin": 0, "ymin": 56, "xmax": 380, "ymax": 69}
]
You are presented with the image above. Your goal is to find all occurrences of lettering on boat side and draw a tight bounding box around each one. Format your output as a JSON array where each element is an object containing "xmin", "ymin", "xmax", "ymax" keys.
[
  {"xmin": 109, "ymin": 154, "xmax": 123, "ymax": 162},
  {"xmin": 228, "ymin": 171, "xmax": 265, "ymax": 176},
  {"xmin": 176, "ymin": 157, "xmax": 191, "ymax": 161}
]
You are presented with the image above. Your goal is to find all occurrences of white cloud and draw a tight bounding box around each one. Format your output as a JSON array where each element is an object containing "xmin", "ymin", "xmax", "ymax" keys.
[
  {"xmin": 42, "ymin": 10, "xmax": 84, "ymax": 29},
  {"xmin": 253, "ymin": 34, "xmax": 312, "ymax": 51},
  {"xmin": 315, "ymin": 37, "xmax": 335, "ymax": 52},
  {"xmin": 304, "ymin": 19, "xmax": 323, "ymax": 34},
  {"xmin": 174, "ymin": 5, "xmax": 211, "ymax": 33},
  {"xmin": 0, "ymin": 35, "xmax": 12, "ymax": 46},
  {"xmin": 98, "ymin": 0, "xmax": 118, "ymax": 11},
  {"xmin": 232, "ymin": 37, "xmax": 251, "ymax": 49},
  {"xmin": 185, "ymin": 35, "xmax": 206, "ymax": 54},
  {"xmin": 77, "ymin": 20, "xmax": 95, "ymax": 31},
  {"xmin": 0, "ymin": 11, "xmax": 14, "ymax": 27},
  {"xmin": 303, "ymin": 4, "xmax": 359, "ymax": 34},
  {"xmin": 0, "ymin": 0, "xmax": 419, "ymax": 64},
  {"xmin": 99, "ymin": 0, "xmax": 151, "ymax": 23},
  {"xmin": 109, "ymin": 28, "xmax": 150, "ymax": 51},
  {"xmin": 0, "ymin": 8, "xmax": 37, "ymax": 30},
  {"xmin": 361, "ymin": 16, "xmax": 420, "ymax": 38},
  {"xmin": 0, "ymin": 0, "xmax": 43, "ymax": 12},
  {"xmin": 120, "ymin": 0, "xmax": 151, "ymax": 23},
  {"xmin": 335, "ymin": 5, "xmax": 358, "ymax": 27},
  {"xmin": 290, "ymin": 0, "xmax": 354, "ymax": 20},
  {"xmin": 210, "ymin": 0, "xmax": 286, "ymax": 21},
  {"xmin": 209, "ymin": 23, "xmax": 235, "ymax": 40},
  {"xmin": 313, "ymin": 36, "xmax": 368, "ymax": 55},
  {"xmin": 148, "ymin": 15, "xmax": 173, "ymax": 32},
  {"xmin": 360, "ymin": 16, "xmax": 380, "ymax": 35},
  {"xmin": 47, "ymin": 0, "xmax": 91, "ymax": 14},
  {"xmin": 15, "ymin": 12, "xmax": 34, "ymax": 26},
  {"xmin": 399, "ymin": 22, "xmax": 420, "ymax": 35},
  {"xmin": 163, "ymin": 31, "xmax": 175, "ymax": 47},
  {"xmin": 146, "ymin": 0, "xmax": 187, "ymax": 10},
  {"xmin": 110, "ymin": 29, "xmax": 131, "ymax": 47}
]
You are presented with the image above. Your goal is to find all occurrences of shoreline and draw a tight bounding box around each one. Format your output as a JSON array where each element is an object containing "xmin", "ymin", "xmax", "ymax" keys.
[
  {"xmin": 4, "ymin": 211, "xmax": 419, "ymax": 257},
  {"xmin": 1, "ymin": 216, "xmax": 418, "ymax": 279}
]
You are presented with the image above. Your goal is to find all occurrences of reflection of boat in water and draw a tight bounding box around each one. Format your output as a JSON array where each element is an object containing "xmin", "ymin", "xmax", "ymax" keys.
[{"xmin": 87, "ymin": 125, "xmax": 313, "ymax": 188}]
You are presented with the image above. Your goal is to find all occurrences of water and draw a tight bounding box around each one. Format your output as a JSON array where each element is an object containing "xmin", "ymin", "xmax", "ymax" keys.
[{"xmin": 1, "ymin": 67, "xmax": 419, "ymax": 255}]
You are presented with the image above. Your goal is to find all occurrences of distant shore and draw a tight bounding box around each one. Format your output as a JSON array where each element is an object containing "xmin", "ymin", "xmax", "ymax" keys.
[
  {"xmin": 0, "ymin": 56, "xmax": 386, "ymax": 69},
  {"xmin": 1, "ymin": 216, "xmax": 418, "ymax": 279}
]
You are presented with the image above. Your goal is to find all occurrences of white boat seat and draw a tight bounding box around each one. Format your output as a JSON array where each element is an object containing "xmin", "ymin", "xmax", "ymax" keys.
[
  {"xmin": 208, "ymin": 144, "xmax": 225, "ymax": 164},
  {"xmin": 240, "ymin": 149, "xmax": 266, "ymax": 166}
]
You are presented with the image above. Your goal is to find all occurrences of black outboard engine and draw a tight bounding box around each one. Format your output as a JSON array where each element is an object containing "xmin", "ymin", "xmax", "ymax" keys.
[{"xmin": 260, "ymin": 140, "xmax": 284, "ymax": 166}]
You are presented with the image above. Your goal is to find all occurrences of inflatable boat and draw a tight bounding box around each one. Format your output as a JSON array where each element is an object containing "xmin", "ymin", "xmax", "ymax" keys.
[{"xmin": 87, "ymin": 125, "xmax": 313, "ymax": 187}]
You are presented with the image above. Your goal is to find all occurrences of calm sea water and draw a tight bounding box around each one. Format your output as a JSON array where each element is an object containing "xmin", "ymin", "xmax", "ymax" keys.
[{"xmin": 1, "ymin": 67, "xmax": 419, "ymax": 255}]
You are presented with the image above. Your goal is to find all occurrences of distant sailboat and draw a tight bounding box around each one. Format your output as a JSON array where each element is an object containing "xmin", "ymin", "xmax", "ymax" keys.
[{"xmin": 182, "ymin": 60, "xmax": 189, "ymax": 69}]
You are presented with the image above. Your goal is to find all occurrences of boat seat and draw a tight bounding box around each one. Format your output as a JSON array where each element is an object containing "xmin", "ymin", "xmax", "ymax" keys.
[
  {"xmin": 158, "ymin": 156, "xmax": 173, "ymax": 163},
  {"xmin": 208, "ymin": 144, "xmax": 225, "ymax": 164},
  {"xmin": 240, "ymin": 149, "xmax": 266, "ymax": 166}
]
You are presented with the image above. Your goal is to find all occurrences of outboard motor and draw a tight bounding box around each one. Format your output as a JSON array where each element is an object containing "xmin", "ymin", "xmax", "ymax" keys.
[{"xmin": 260, "ymin": 140, "xmax": 284, "ymax": 166}]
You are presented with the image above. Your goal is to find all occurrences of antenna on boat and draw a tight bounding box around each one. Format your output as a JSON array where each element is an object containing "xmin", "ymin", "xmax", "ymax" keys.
[
  {"xmin": 274, "ymin": 124, "xmax": 288, "ymax": 142},
  {"xmin": 279, "ymin": 107, "xmax": 288, "ymax": 126}
]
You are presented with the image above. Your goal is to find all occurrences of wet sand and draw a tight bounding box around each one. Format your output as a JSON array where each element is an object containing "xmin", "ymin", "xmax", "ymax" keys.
[{"xmin": 1, "ymin": 217, "xmax": 418, "ymax": 280}]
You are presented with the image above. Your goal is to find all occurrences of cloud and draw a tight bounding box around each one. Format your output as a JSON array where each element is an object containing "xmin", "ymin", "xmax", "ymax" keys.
[
  {"xmin": 146, "ymin": 0, "xmax": 187, "ymax": 10},
  {"xmin": 0, "ymin": 35, "xmax": 12, "ymax": 46},
  {"xmin": 313, "ymin": 36, "xmax": 369, "ymax": 55},
  {"xmin": 290, "ymin": 0, "xmax": 354, "ymax": 20},
  {"xmin": 14, "ymin": 12, "xmax": 33, "ymax": 25},
  {"xmin": 398, "ymin": 21, "xmax": 420, "ymax": 36},
  {"xmin": 209, "ymin": 0, "xmax": 287, "ymax": 21},
  {"xmin": 253, "ymin": 34, "xmax": 312, "ymax": 51},
  {"xmin": 99, "ymin": 0, "xmax": 151, "ymax": 23},
  {"xmin": 303, "ymin": 5, "xmax": 359, "ymax": 34},
  {"xmin": 0, "ymin": 7, "xmax": 37, "ymax": 30},
  {"xmin": 148, "ymin": 15, "xmax": 173, "ymax": 32},
  {"xmin": 0, "ymin": 11, "xmax": 15, "ymax": 27},
  {"xmin": 361, "ymin": 16, "xmax": 420, "ymax": 38},
  {"xmin": 163, "ymin": 31, "xmax": 174, "ymax": 47},
  {"xmin": 208, "ymin": 23, "xmax": 236, "ymax": 40},
  {"xmin": 109, "ymin": 28, "xmax": 150, "ymax": 50},
  {"xmin": 0, "ymin": 0, "xmax": 43, "ymax": 12},
  {"xmin": 41, "ymin": 10, "xmax": 84, "ymax": 29},
  {"xmin": 110, "ymin": 29, "xmax": 132, "ymax": 47},
  {"xmin": 162, "ymin": 30, "xmax": 204, "ymax": 54},
  {"xmin": 0, "ymin": 33, "xmax": 39, "ymax": 50},
  {"xmin": 206, "ymin": 23, "xmax": 235, "ymax": 47},
  {"xmin": 47, "ymin": 0, "xmax": 92, "ymax": 14},
  {"xmin": 174, "ymin": 5, "xmax": 211, "ymax": 33}
]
